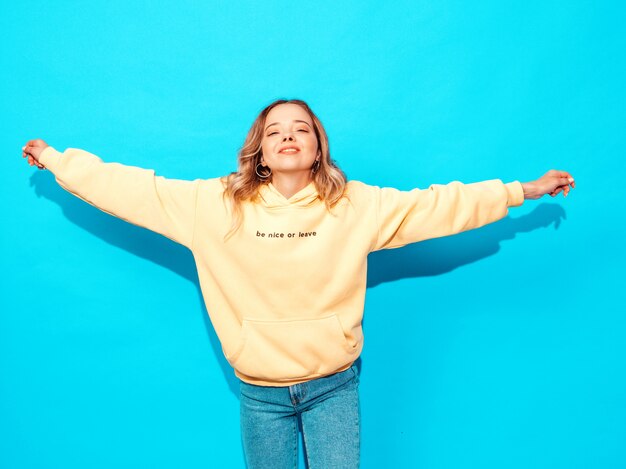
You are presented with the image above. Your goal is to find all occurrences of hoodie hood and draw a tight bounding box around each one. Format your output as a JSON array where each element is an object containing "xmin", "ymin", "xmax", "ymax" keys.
[{"xmin": 257, "ymin": 181, "xmax": 320, "ymax": 209}]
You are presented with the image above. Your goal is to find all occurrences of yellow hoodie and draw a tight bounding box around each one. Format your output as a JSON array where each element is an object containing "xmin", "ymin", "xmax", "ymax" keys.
[{"xmin": 38, "ymin": 146, "xmax": 525, "ymax": 386}]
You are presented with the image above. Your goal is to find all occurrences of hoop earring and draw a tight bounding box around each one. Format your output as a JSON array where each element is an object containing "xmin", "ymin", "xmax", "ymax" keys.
[
  {"xmin": 311, "ymin": 159, "xmax": 321, "ymax": 174},
  {"xmin": 255, "ymin": 163, "xmax": 271, "ymax": 179}
]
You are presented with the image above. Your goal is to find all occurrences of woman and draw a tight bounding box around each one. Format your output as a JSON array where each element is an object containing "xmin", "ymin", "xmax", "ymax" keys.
[{"xmin": 22, "ymin": 99, "xmax": 575, "ymax": 468}]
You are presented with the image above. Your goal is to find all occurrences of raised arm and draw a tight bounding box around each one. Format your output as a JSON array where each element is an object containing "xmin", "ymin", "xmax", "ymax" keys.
[
  {"xmin": 22, "ymin": 139, "xmax": 200, "ymax": 250},
  {"xmin": 371, "ymin": 171, "xmax": 575, "ymax": 252}
]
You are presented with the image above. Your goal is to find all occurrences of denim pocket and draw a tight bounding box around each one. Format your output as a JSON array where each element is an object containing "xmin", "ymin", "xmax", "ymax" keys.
[
  {"xmin": 229, "ymin": 314, "xmax": 360, "ymax": 382},
  {"xmin": 350, "ymin": 364, "xmax": 360, "ymax": 385}
]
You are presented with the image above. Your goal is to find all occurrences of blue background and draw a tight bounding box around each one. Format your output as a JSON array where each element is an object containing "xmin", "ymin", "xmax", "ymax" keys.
[{"xmin": 2, "ymin": 1, "xmax": 624, "ymax": 468}]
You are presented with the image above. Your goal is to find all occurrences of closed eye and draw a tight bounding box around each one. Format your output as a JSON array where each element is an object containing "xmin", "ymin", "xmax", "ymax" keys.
[{"xmin": 267, "ymin": 129, "xmax": 307, "ymax": 136}]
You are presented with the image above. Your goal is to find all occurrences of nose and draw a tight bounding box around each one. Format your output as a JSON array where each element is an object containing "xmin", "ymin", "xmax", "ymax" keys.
[{"xmin": 282, "ymin": 133, "xmax": 295, "ymax": 142}]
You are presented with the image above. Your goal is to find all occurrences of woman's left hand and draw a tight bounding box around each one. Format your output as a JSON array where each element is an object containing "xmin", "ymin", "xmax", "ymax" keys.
[{"xmin": 521, "ymin": 170, "xmax": 576, "ymax": 200}]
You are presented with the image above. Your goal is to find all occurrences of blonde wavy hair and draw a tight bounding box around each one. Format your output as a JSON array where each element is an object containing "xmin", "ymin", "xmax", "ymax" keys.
[{"xmin": 221, "ymin": 99, "xmax": 347, "ymax": 240}]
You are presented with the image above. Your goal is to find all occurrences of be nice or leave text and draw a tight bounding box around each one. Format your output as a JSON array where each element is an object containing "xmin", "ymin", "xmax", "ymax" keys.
[{"xmin": 256, "ymin": 230, "xmax": 317, "ymax": 239}]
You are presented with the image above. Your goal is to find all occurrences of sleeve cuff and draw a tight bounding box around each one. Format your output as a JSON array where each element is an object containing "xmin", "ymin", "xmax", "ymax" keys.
[
  {"xmin": 38, "ymin": 146, "xmax": 62, "ymax": 172},
  {"xmin": 505, "ymin": 181, "xmax": 525, "ymax": 207}
]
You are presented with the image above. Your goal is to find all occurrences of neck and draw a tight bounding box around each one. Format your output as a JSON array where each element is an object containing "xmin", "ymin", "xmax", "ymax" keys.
[{"xmin": 270, "ymin": 172, "xmax": 313, "ymax": 199}]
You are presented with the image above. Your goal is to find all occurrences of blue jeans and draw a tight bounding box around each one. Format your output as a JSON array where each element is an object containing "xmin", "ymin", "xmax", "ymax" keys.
[{"xmin": 239, "ymin": 364, "xmax": 360, "ymax": 469}]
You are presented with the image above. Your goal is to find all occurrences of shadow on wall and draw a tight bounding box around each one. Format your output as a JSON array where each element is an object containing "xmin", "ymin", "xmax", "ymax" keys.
[
  {"xmin": 31, "ymin": 171, "xmax": 567, "ymax": 397},
  {"xmin": 367, "ymin": 202, "xmax": 567, "ymax": 287}
]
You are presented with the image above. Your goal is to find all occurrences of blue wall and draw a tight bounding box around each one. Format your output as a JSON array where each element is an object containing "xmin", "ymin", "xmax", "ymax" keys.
[{"xmin": 2, "ymin": 1, "xmax": 624, "ymax": 468}]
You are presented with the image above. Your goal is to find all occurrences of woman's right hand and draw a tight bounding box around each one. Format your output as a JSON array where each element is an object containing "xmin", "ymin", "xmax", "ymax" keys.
[{"xmin": 22, "ymin": 139, "xmax": 49, "ymax": 170}]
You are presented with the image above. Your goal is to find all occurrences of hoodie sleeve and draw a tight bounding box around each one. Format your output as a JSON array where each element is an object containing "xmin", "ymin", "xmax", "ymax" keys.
[
  {"xmin": 371, "ymin": 179, "xmax": 524, "ymax": 251},
  {"xmin": 38, "ymin": 146, "xmax": 200, "ymax": 250}
]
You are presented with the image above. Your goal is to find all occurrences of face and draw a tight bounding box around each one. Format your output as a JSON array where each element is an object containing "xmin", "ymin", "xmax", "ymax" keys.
[{"xmin": 260, "ymin": 103, "xmax": 320, "ymax": 179}]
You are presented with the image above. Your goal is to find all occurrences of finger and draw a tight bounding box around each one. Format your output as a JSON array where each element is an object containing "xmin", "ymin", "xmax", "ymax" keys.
[
  {"xmin": 556, "ymin": 177, "xmax": 573, "ymax": 187},
  {"xmin": 552, "ymin": 170, "xmax": 572, "ymax": 178}
]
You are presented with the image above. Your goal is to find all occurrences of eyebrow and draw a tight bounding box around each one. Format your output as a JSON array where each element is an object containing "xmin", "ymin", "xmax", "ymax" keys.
[{"xmin": 265, "ymin": 120, "xmax": 312, "ymax": 131}]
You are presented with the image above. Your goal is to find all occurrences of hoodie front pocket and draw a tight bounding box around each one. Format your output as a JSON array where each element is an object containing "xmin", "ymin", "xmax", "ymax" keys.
[{"xmin": 229, "ymin": 314, "xmax": 358, "ymax": 382}]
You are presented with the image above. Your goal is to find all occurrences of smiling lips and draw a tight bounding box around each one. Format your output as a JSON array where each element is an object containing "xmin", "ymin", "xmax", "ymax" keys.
[{"xmin": 278, "ymin": 145, "xmax": 300, "ymax": 154}]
